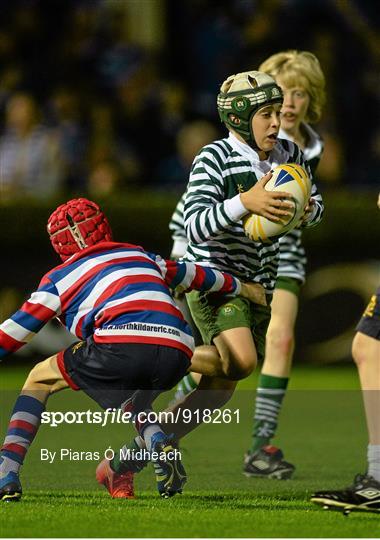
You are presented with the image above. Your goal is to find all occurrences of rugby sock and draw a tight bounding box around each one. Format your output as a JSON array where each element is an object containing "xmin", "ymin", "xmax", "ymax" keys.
[
  {"xmin": 133, "ymin": 409, "xmax": 166, "ymax": 451},
  {"xmin": 141, "ymin": 424, "xmax": 164, "ymax": 452},
  {"xmin": 111, "ymin": 430, "xmax": 153, "ymax": 475},
  {"xmin": 367, "ymin": 444, "xmax": 380, "ymax": 482},
  {"xmin": 251, "ymin": 374, "xmax": 289, "ymax": 453},
  {"xmin": 0, "ymin": 395, "xmax": 45, "ymax": 478},
  {"xmin": 133, "ymin": 435, "xmax": 145, "ymax": 449},
  {"xmin": 173, "ymin": 373, "xmax": 198, "ymax": 402},
  {"xmin": 111, "ymin": 438, "xmax": 148, "ymax": 474}
]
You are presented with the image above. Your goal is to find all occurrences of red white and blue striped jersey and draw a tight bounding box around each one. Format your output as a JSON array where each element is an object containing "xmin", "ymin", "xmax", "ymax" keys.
[{"xmin": 0, "ymin": 242, "xmax": 241, "ymax": 359}]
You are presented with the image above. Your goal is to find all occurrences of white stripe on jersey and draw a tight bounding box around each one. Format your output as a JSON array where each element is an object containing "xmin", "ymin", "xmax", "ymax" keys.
[
  {"xmin": 278, "ymin": 229, "xmax": 306, "ymax": 281},
  {"xmin": 69, "ymin": 267, "xmax": 162, "ymax": 334},
  {"xmin": 1, "ymin": 319, "xmax": 35, "ymax": 343},
  {"xmin": 55, "ymin": 250, "xmax": 152, "ymax": 295},
  {"xmin": 95, "ymin": 290, "xmax": 180, "ymax": 318},
  {"xmin": 221, "ymin": 165, "xmax": 252, "ymax": 176},
  {"xmin": 176, "ymin": 262, "xmax": 196, "ymax": 291},
  {"xmin": 207, "ymin": 270, "xmax": 225, "ymax": 292},
  {"xmin": 28, "ymin": 290, "xmax": 61, "ymax": 313}
]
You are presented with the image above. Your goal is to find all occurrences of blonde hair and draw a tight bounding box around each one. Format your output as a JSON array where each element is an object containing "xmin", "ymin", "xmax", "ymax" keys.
[{"xmin": 259, "ymin": 50, "xmax": 325, "ymax": 124}]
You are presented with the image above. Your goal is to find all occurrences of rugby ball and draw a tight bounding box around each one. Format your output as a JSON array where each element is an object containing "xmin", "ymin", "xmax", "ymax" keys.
[{"xmin": 243, "ymin": 163, "xmax": 311, "ymax": 242}]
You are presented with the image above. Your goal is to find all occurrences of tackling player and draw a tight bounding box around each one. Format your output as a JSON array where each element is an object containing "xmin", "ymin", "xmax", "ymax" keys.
[{"xmin": 0, "ymin": 198, "xmax": 257, "ymax": 501}]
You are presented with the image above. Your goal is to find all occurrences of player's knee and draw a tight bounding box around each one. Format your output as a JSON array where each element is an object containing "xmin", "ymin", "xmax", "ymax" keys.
[
  {"xmin": 351, "ymin": 333, "xmax": 367, "ymax": 367},
  {"xmin": 223, "ymin": 355, "xmax": 256, "ymax": 380},
  {"xmin": 266, "ymin": 325, "xmax": 294, "ymax": 357},
  {"xmin": 23, "ymin": 361, "xmax": 52, "ymax": 391}
]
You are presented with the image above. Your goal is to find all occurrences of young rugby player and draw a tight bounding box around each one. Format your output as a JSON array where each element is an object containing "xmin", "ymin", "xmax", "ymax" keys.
[
  {"xmin": 0, "ymin": 198, "xmax": 257, "ymax": 501},
  {"xmin": 171, "ymin": 53, "xmax": 326, "ymax": 478},
  {"xmin": 243, "ymin": 50, "xmax": 326, "ymax": 478},
  {"xmin": 96, "ymin": 69, "xmax": 324, "ymax": 497},
  {"xmin": 311, "ymin": 194, "xmax": 380, "ymax": 514}
]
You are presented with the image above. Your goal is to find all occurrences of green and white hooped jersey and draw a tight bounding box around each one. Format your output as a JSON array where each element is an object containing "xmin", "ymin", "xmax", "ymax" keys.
[
  {"xmin": 276, "ymin": 124, "xmax": 323, "ymax": 282},
  {"xmin": 180, "ymin": 133, "xmax": 323, "ymax": 293},
  {"xmin": 169, "ymin": 191, "xmax": 187, "ymax": 259},
  {"xmin": 169, "ymin": 127, "xmax": 324, "ymax": 285}
]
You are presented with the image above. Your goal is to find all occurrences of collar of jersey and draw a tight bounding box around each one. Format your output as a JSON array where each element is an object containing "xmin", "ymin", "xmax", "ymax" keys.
[
  {"xmin": 227, "ymin": 132, "xmax": 261, "ymax": 163},
  {"xmin": 279, "ymin": 123, "xmax": 323, "ymax": 161}
]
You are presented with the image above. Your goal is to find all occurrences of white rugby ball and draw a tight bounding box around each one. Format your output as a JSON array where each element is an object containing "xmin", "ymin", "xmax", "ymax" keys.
[{"xmin": 243, "ymin": 163, "xmax": 311, "ymax": 242}]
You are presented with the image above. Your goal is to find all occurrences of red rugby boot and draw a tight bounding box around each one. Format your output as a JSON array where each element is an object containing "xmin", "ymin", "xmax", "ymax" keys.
[{"xmin": 96, "ymin": 459, "xmax": 134, "ymax": 499}]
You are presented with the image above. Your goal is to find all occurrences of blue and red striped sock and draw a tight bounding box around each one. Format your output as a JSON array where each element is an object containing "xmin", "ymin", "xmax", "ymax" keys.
[{"xmin": 0, "ymin": 394, "xmax": 45, "ymax": 478}]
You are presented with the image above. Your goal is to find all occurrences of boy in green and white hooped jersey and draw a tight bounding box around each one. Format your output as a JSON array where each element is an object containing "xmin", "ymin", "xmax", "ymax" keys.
[
  {"xmin": 171, "ymin": 56, "xmax": 325, "ymax": 478},
  {"xmin": 182, "ymin": 70, "xmax": 323, "ymax": 384}
]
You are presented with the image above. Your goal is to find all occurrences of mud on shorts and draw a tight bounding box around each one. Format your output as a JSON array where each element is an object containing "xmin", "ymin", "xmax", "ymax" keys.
[
  {"xmin": 356, "ymin": 286, "xmax": 380, "ymax": 340},
  {"xmin": 57, "ymin": 337, "xmax": 190, "ymax": 410},
  {"xmin": 186, "ymin": 291, "xmax": 272, "ymax": 363}
]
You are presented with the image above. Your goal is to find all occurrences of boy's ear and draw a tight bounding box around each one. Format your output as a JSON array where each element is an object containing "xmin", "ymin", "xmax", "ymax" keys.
[{"xmin": 228, "ymin": 114, "xmax": 241, "ymax": 126}]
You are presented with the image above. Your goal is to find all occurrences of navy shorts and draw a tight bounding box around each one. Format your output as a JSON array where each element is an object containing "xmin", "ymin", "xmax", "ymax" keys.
[
  {"xmin": 58, "ymin": 337, "xmax": 191, "ymax": 410},
  {"xmin": 356, "ymin": 287, "xmax": 380, "ymax": 340}
]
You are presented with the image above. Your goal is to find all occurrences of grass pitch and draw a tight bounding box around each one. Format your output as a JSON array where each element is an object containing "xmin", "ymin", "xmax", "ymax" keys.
[{"xmin": 1, "ymin": 363, "xmax": 378, "ymax": 538}]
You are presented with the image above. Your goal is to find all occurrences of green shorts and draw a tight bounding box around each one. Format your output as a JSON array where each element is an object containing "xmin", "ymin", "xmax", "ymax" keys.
[
  {"xmin": 186, "ymin": 291, "xmax": 271, "ymax": 363},
  {"xmin": 275, "ymin": 276, "xmax": 303, "ymax": 297}
]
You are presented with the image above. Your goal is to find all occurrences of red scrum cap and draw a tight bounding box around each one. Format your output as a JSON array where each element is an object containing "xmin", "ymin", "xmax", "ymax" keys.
[{"xmin": 47, "ymin": 198, "xmax": 113, "ymax": 261}]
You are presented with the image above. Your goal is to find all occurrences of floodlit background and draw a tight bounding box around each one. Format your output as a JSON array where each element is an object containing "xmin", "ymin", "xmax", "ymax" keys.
[{"xmin": 0, "ymin": 0, "xmax": 378, "ymax": 364}]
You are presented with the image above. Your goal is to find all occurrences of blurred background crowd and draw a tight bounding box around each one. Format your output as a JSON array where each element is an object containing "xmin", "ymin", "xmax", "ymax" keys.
[
  {"xmin": 0, "ymin": 0, "xmax": 379, "ymax": 202},
  {"xmin": 0, "ymin": 0, "xmax": 379, "ymax": 363}
]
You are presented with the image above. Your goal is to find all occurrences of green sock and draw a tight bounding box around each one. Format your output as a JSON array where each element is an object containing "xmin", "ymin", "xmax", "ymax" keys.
[
  {"xmin": 111, "ymin": 437, "xmax": 148, "ymax": 474},
  {"xmin": 174, "ymin": 373, "xmax": 198, "ymax": 399},
  {"xmin": 251, "ymin": 374, "xmax": 289, "ymax": 453}
]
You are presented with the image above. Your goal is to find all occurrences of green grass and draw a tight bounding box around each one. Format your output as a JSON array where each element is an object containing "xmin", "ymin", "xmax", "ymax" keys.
[
  {"xmin": 1, "ymin": 491, "xmax": 378, "ymax": 538},
  {"xmin": 0, "ymin": 363, "xmax": 378, "ymax": 538}
]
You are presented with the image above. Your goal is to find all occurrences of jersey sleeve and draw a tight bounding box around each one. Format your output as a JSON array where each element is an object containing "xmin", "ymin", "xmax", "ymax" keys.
[
  {"xmin": 153, "ymin": 255, "xmax": 241, "ymax": 295},
  {"xmin": 183, "ymin": 145, "xmax": 248, "ymax": 244},
  {"xmin": 0, "ymin": 276, "xmax": 61, "ymax": 359},
  {"xmin": 295, "ymin": 146, "xmax": 324, "ymax": 228},
  {"xmin": 169, "ymin": 192, "xmax": 188, "ymax": 259}
]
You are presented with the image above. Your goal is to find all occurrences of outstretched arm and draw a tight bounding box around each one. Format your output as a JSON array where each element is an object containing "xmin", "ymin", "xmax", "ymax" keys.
[
  {"xmin": 153, "ymin": 257, "xmax": 267, "ymax": 306},
  {"xmin": 0, "ymin": 277, "xmax": 61, "ymax": 359},
  {"xmin": 155, "ymin": 257, "xmax": 241, "ymax": 295}
]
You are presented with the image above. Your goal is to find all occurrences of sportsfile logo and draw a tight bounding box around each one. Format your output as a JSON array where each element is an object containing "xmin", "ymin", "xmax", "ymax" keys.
[
  {"xmin": 41, "ymin": 409, "xmax": 166, "ymax": 428},
  {"xmin": 40, "ymin": 408, "xmax": 241, "ymax": 427}
]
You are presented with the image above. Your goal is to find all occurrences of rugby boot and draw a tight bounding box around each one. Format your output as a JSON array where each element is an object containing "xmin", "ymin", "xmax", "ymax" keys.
[
  {"xmin": 311, "ymin": 474, "xmax": 380, "ymax": 514},
  {"xmin": 0, "ymin": 472, "xmax": 22, "ymax": 502},
  {"xmin": 151, "ymin": 433, "xmax": 186, "ymax": 498},
  {"xmin": 96, "ymin": 458, "xmax": 134, "ymax": 499},
  {"xmin": 243, "ymin": 445, "xmax": 295, "ymax": 479}
]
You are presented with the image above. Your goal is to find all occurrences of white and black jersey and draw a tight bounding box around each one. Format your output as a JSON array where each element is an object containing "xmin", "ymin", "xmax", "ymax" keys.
[
  {"xmin": 169, "ymin": 192, "xmax": 187, "ymax": 259},
  {"xmin": 181, "ymin": 133, "xmax": 323, "ymax": 293},
  {"xmin": 277, "ymin": 124, "xmax": 323, "ymax": 282},
  {"xmin": 169, "ymin": 126, "xmax": 324, "ymax": 285}
]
